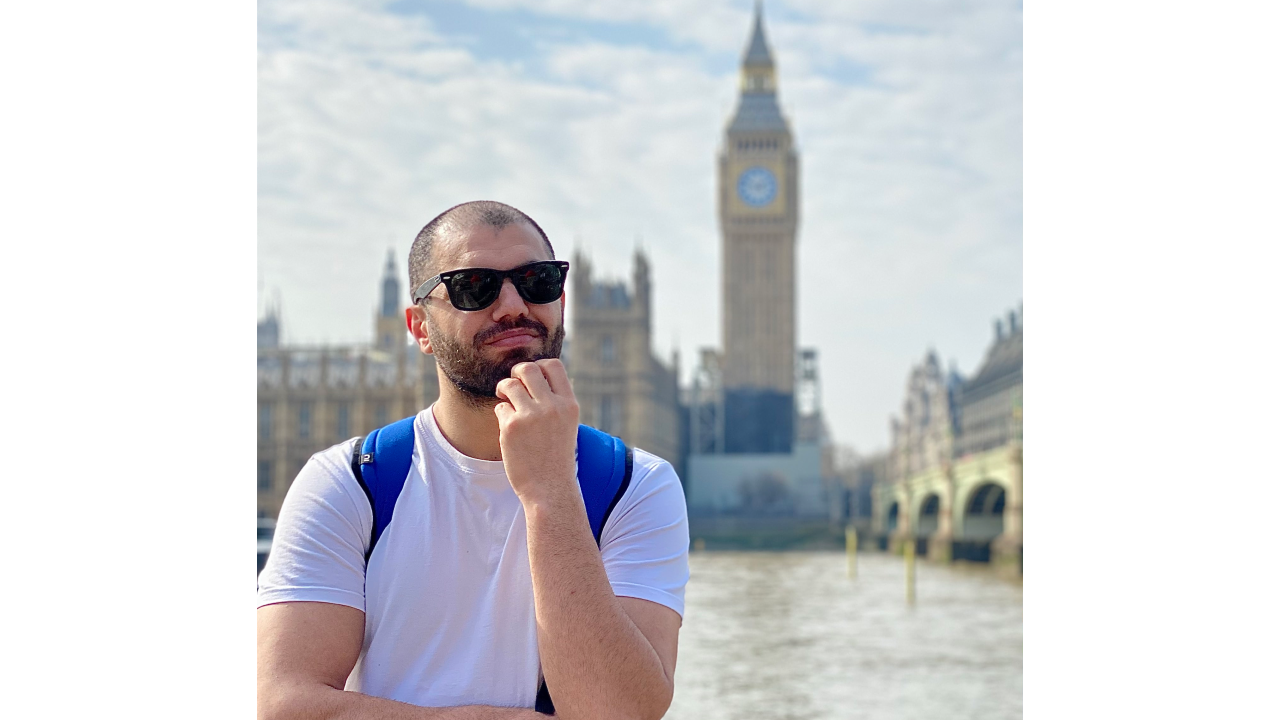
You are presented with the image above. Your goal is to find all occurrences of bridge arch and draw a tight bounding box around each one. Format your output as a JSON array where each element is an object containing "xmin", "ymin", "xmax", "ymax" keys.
[
  {"xmin": 915, "ymin": 493, "xmax": 941, "ymax": 539},
  {"xmin": 885, "ymin": 501, "xmax": 900, "ymax": 533},
  {"xmin": 956, "ymin": 481, "xmax": 1007, "ymax": 562}
]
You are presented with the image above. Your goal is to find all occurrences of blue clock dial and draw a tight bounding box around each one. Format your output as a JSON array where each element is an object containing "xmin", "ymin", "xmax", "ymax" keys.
[{"xmin": 737, "ymin": 167, "xmax": 778, "ymax": 207}]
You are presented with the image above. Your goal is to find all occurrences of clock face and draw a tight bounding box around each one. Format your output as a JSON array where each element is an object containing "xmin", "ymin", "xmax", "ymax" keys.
[{"xmin": 737, "ymin": 166, "xmax": 777, "ymax": 207}]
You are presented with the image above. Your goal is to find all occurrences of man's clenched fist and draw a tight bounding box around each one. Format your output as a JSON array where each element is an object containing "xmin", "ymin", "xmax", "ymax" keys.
[{"xmin": 494, "ymin": 359, "xmax": 580, "ymax": 506}]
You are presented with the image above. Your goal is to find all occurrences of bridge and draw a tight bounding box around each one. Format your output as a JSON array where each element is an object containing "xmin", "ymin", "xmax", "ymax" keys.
[{"xmin": 871, "ymin": 431, "xmax": 1022, "ymax": 575}]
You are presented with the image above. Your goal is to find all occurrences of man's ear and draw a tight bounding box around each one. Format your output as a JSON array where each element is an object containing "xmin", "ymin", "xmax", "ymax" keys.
[{"xmin": 406, "ymin": 306, "xmax": 434, "ymax": 355}]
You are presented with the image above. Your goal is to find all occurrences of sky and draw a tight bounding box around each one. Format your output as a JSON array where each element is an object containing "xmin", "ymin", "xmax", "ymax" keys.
[{"xmin": 258, "ymin": 0, "xmax": 1023, "ymax": 455}]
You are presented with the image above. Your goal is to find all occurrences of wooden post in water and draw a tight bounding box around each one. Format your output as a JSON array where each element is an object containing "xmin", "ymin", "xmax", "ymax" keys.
[
  {"xmin": 904, "ymin": 540, "xmax": 916, "ymax": 604},
  {"xmin": 845, "ymin": 526, "xmax": 857, "ymax": 578}
]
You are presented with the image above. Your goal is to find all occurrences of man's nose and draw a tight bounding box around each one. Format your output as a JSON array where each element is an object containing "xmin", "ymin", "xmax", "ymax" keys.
[{"xmin": 488, "ymin": 277, "xmax": 529, "ymax": 320}]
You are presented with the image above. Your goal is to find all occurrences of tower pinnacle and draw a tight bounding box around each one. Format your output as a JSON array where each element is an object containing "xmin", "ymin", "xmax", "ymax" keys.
[
  {"xmin": 729, "ymin": 2, "xmax": 786, "ymax": 131},
  {"xmin": 379, "ymin": 248, "xmax": 400, "ymax": 319},
  {"xmin": 743, "ymin": 1, "xmax": 774, "ymax": 70}
]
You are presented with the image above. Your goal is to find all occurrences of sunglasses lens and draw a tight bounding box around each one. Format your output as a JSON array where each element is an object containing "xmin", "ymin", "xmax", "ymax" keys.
[
  {"xmin": 439, "ymin": 263, "xmax": 566, "ymax": 310},
  {"xmin": 516, "ymin": 263, "xmax": 566, "ymax": 303},
  {"xmin": 448, "ymin": 271, "xmax": 502, "ymax": 310}
]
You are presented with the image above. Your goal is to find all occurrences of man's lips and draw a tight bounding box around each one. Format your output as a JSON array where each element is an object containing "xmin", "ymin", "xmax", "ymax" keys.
[{"xmin": 482, "ymin": 329, "xmax": 541, "ymax": 348}]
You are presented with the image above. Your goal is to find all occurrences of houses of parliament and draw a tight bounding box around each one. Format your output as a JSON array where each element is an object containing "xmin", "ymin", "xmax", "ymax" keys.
[{"xmin": 256, "ymin": 244, "xmax": 682, "ymax": 520}]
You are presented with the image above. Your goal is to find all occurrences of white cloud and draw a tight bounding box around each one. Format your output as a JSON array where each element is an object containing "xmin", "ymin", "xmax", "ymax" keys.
[{"xmin": 257, "ymin": 0, "xmax": 1022, "ymax": 452}]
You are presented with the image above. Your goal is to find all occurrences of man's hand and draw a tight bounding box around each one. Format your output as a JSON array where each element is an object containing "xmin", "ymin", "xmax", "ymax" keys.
[
  {"xmin": 494, "ymin": 359, "xmax": 579, "ymax": 505},
  {"xmin": 497, "ymin": 358, "xmax": 679, "ymax": 720}
]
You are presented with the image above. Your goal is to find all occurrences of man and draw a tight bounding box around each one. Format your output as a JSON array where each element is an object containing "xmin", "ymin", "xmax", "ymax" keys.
[{"xmin": 257, "ymin": 201, "xmax": 689, "ymax": 720}]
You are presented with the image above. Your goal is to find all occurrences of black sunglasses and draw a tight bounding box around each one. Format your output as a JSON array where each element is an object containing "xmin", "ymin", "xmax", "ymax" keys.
[{"xmin": 412, "ymin": 261, "xmax": 570, "ymax": 311}]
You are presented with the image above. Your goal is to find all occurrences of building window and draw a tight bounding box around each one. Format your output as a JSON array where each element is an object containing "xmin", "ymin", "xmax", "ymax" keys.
[
  {"xmin": 337, "ymin": 403, "xmax": 351, "ymax": 439},
  {"xmin": 258, "ymin": 461, "xmax": 272, "ymax": 492},
  {"xmin": 298, "ymin": 402, "xmax": 312, "ymax": 440},
  {"xmin": 375, "ymin": 402, "xmax": 389, "ymax": 427},
  {"xmin": 600, "ymin": 395, "xmax": 617, "ymax": 434},
  {"xmin": 601, "ymin": 336, "xmax": 615, "ymax": 364},
  {"xmin": 259, "ymin": 404, "xmax": 272, "ymax": 441}
]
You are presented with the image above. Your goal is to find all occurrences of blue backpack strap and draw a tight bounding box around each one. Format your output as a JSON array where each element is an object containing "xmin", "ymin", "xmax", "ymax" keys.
[
  {"xmin": 349, "ymin": 415, "xmax": 417, "ymax": 561},
  {"xmin": 574, "ymin": 424, "xmax": 634, "ymax": 545},
  {"xmin": 534, "ymin": 425, "xmax": 634, "ymax": 714}
]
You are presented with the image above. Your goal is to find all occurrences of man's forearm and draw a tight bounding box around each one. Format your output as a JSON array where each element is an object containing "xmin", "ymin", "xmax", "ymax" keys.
[
  {"xmin": 261, "ymin": 682, "xmax": 544, "ymax": 720},
  {"xmin": 523, "ymin": 490, "xmax": 673, "ymax": 720}
]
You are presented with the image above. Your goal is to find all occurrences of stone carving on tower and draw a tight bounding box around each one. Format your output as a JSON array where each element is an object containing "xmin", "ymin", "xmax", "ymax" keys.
[{"xmin": 718, "ymin": 1, "xmax": 800, "ymax": 454}]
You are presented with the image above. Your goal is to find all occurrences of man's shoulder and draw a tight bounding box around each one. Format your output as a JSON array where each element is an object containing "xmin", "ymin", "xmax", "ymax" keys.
[
  {"xmin": 620, "ymin": 448, "xmax": 686, "ymax": 510},
  {"xmin": 308, "ymin": 436, "xmax": 364, "ymax": 475},
  {"xmin": 279, "ymin": 437, "xmax": 369, "ymax": 509},
  {"xmin": 630, "ymin": 448, "xmax": 677, "ymax": 482},
  {"xmin": 598, "ymin": 446, "xmax": 689, "ymax": 570}
]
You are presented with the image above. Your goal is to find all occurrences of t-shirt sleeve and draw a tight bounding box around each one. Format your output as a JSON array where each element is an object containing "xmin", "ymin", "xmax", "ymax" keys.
[
  {"xmin": 256, "ymin": 442, "xmax": 372, "ymax": 612},
  {"xmin": 598, "ymin": 451, "xmax": 690, "ymax": 618}
]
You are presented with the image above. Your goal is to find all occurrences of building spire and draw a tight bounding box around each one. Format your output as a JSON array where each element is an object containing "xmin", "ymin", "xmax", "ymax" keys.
[
  {"xmin": 380, "ymin": 247, "xmax": 400, "ymax": 319},
  {"xmin": 743, "ymin": 1, "xmax": 773, "ymax": 68},
  {"xmin": 727, "ymin": 0, "xmax": 787, "ymax": 132}
]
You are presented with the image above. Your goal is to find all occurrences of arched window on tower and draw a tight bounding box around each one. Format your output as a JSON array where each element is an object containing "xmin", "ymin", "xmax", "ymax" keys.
[
  {"xmin": 336, "ymin": 402, "xmax": 351, "ymax": 439},
  {"xmin": 599, "ymin": 396, "xmax": 619, "ymax": 434},
  {"xmin": 297, "ymin": 402, "xmax": 312, "ymax": 440}
]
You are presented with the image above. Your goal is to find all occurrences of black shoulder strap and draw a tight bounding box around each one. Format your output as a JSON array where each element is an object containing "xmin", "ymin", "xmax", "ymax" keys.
[{"xmin": 349, "ymin": 437, "xmax": 374, "ymax": 559}]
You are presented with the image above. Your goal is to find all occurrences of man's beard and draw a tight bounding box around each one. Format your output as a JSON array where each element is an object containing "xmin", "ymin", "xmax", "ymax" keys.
[{"xmin": 428, "ymin": 315, "xmax": 565, "ymax": 405}]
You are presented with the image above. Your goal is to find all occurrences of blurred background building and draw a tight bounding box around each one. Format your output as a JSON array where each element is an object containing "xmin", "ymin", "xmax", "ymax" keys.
[
  {"xmin": 865, "ymin": 307, "xmax": 1023, "ymax": 574},
  {"xmin": 257, "ymin": 252, "xmax": 439, "ymax": 520},
  {"xmin": 718, "ymin": 6, "xmax": 800, "ymax": 456},
  {"xmin": 678, "ymin": 5, "xmax": 839, "ymax": 549},
  {"xmin": 256, "ymin": 242, "xmax": 687, "ymax": 522},
  {"xmin": 565, "ymin": 248, "xmax": 682, "ymax": 472}
]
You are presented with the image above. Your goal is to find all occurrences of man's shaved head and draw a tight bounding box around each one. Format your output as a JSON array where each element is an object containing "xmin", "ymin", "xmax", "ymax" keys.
[{"xmin": 408, "ymin": 200, "xmax": 555, "ymax": 297}]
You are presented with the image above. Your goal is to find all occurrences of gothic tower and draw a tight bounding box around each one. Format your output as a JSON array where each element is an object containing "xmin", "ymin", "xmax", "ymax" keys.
[
  {"xmin": 568, "ymin": 248, "xmax": 680, "ymax": 466},
  {"xmin": 718, "ymin": 1, "xmax": 799, "ymax": 453},
  {"xmin": 375, "ymin": 248, "xmax": 404, "ymax": 351}
]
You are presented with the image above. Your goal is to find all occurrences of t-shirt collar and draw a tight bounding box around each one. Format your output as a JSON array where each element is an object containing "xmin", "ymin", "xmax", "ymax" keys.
[{"xmin": 423, "ymin": 404, "xmax": 509, "ymax": 476}]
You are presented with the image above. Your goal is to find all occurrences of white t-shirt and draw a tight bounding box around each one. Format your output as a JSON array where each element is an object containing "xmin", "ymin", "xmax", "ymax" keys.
[{"xmin": 257, "ymin": 407, "xmax": 690, "ymax": 709}]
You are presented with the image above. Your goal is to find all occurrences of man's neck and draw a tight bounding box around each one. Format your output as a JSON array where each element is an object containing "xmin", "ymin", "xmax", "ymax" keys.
[{"xmin": 431, "ymin": 382, "xmax": 504, "ymax": 461}]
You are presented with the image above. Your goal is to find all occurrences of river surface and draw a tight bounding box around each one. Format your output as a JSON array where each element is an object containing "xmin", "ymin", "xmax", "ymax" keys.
[{"xmin": 665, "ymin": 551, "xmax": 1022, "ymax": 720}]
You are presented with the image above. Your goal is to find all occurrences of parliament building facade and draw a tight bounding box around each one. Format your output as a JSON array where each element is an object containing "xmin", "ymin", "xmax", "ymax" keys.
[{"xmin": 257, "ymin": 253, "xmax": 439, "ymax": 519}]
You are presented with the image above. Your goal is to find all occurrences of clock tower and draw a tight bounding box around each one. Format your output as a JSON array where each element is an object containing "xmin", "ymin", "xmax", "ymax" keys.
[{"xmin": 718, "ymin": 1, "xmax": 798, "ymax": 453}]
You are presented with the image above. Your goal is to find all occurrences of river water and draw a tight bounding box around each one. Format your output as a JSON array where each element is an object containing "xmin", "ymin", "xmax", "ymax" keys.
[{"xmin": 666, "ymin": 551, "xmax": 1023, "ymax": 720}]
